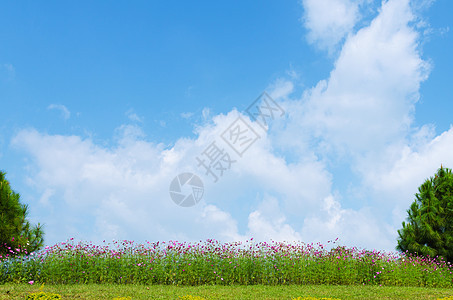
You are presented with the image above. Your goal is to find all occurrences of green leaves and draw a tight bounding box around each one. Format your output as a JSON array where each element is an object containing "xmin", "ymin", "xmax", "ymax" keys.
[
  {"xmin": 397, "ymin": 166, "xmax": 453, "ymax": 263},
  {"xmin": 0, "ymin": 170, "xmax": 45, "ymax": 258}
]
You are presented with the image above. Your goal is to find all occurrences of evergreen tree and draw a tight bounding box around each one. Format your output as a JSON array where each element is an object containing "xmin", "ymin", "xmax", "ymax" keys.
[
  {"xmin": 0, "ymin": 171, "xmax": 44, "ymax": 258},
  {"xmin": 397, "ymin": 165, "xmax": 453, "ymax": 263}
]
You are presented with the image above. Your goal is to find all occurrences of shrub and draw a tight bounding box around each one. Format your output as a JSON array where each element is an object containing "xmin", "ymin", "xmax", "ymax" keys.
[{"xmin": 25, "ymin": 291, "xmax": 62, "ymax": 300}]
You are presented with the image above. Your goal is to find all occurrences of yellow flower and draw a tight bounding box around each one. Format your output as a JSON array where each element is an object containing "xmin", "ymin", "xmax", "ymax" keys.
[{"xmin": 26, "ymin": 291, "xmax": 62, "ymax": 300}]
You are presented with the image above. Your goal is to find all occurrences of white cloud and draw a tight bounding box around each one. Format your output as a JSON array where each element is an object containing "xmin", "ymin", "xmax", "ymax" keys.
[
  {"xmin": 39, "ymin": 188, "xmax": 55, "ymax": 207},
  {"xmin": 126, "ymin": 109, "xmax": 144, "ymax": 123},
  {"xmin": 192, "ymin": 109, "xmax": 332, "ymax": 214},
  {"xmin": 302, "ymin": 0, "xmax": 361, "ymax": 52},
  {"xmin": 11, "ymin": 108, "xmax": 330, "ymax": 246},
  {"xmin": 268, "ymin": 79, "xmax": 294, "ymax": 100},
  {"xmin": 301, "ymin": 195, "xmax": 396, "ymax": 251},
  {"xmin": 180, "ymin": 112, "xmax": 194, "ymax": 119},
  {"xmin": 202, "ymin": 107, "xmax": 211, "ymax": 121},
  {"xmin": 11, "ymin": 127, "xmax": 180, "ymax": 243},
  {"xmin": 300, "ymin": 0, "xmax": 430, "ymax": 155},
  {"xmin": 47, "ymin": 104, "xmax": 71, "ymax": 120},
  {"xmin": 197, "ymin": 205, "xmax": 244, "ymax": 242},
  {"xmin": 247, "ymin": 196, "xmax": 302, "ymax": 242},
  {"xmin": 362, "ymin": 126, "xmax": 453, "ymax": 209}
]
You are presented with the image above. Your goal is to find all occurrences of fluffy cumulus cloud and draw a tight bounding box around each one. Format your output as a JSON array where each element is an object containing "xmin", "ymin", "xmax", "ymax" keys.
[
  {"xmin": 300, "ymin": 0, "xmax": 430, "ymax": 156},
  {"xmin": 12, "ymin": 106, "xmax": 330, "ymax": 246},
  {"xmin": 9, "ymin": 0, "xmax": 453, "ymax": 252},
  {"xmin": 300, "ymin": 195, "xmax": 397, "ymax": 251},
  {"xmin": 302, "ymin": 0, "xmax": 362, "ymax": 52},
  {"xmin": 293, "ymin": 0, "xmax": 452, "ymax": 251},
  {"xmin": 247, "ymin": 195, "xmax": 302, "ymax": 242}
]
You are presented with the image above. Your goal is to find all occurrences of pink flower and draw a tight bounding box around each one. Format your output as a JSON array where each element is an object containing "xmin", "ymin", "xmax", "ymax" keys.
[{"xmin": 28, "ymin": 281, "xmax": 34, "ymax": 285}]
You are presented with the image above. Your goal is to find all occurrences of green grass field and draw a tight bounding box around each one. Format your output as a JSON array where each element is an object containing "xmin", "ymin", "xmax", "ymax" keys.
[{"xmin": 0, "ymin": 283, "xmax": 453, "ymax": 299}]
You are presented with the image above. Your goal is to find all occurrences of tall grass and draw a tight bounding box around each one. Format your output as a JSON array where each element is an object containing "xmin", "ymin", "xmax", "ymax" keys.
[{"xmin": 1, "ymin": 238, "xmax": 452, "ymax": 287}]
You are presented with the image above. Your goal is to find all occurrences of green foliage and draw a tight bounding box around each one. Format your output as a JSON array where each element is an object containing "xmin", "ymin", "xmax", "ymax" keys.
[
  {"xmin": 397, "ymin": 165, "xmax": 453, "ymax": 263},
  {"xmin": 24, "ymin": 283, "xmax": 62, "ymax": 300},
  {"xmin": 0, "ymin": 171, "xmax": 44, "ymax": 259},
  {"xmin": 25, "ymin": 291, "xmax": 62, "ymax": 300},
  {"xmin": 1, "ymin": 239, "xmax": 452, "ymax": 288}
]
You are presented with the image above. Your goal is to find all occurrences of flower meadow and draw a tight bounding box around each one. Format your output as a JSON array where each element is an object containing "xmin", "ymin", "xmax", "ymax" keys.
[{"xmin": 1, "ymin": 238, "xmax": 452, "ymax": 288}]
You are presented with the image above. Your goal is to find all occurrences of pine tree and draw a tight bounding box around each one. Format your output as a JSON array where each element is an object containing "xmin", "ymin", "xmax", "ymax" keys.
[
  {"xmin": 397, "ymin": 165, "xmax": 453, "ymax": 263},
  {"xmin": 0, "ymin": 171, "xmax": 44, "ymax": 258}
]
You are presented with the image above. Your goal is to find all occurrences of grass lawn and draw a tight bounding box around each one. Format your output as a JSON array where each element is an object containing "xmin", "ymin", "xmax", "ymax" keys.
[{"xmin": 0, "ymin": 283, "xmax": 453, "ymax": 300}]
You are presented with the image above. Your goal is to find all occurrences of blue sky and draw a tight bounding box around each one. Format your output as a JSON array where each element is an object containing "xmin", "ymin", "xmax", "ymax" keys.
[{"xmin": 1, "ymin": 0, "xmax": 452, "ymax": 252}]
